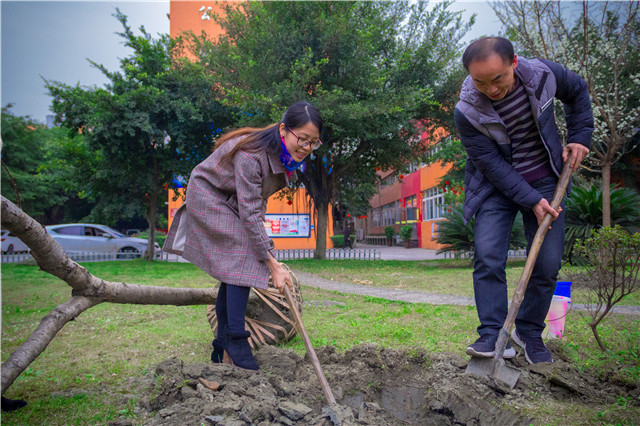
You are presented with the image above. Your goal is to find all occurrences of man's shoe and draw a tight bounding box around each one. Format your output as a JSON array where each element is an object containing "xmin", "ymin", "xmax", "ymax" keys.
[
  {"xmin": 511, "ymin": 329, "xmax": 553, "ymax": 364},
  {"xmin": 465, "ymin": 333, "xmax": 516, "ymax": 358}
]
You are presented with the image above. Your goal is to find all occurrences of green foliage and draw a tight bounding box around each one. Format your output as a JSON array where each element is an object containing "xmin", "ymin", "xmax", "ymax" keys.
[
  {"xmin": 45, "ymin": 10, "xmax": 234, "ymax": 256},
  {"xmin": 384, "ymin": 226, "xmax": 395, "ymax": 240},
  {"xmin": 0, "ymin": 106, "xmax": 92, "ymax": 223},
  {"xmin": 425, "ymin": 137, "xmax": 467, "ymax": 187},
  {"xmin": 400, "ymin": 225, "xmax": 413, "ymax": 242},
  {"xmin": 137, "ymin": 230, "xmax": 167, "ymax": 248},
  {"xmin": 565, "ymin": 185, "xmax": 640, "ymax": 262},
  {"xmin": 570, "ymin": 226, "xmax": 640, "ymax": 351},
  {"xmin": 436, "ymin": 203, "xmax": 526, "ymax": 254},
  {"xmin": 189, "ymin": 0, "xmax": 474, "ymax": 256},
  {"xmin": 330, "ymin": 234, "xmax": 356, "ymax": 248}
]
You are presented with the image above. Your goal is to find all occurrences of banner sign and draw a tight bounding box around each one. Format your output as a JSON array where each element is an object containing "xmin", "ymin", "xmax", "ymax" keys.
[{"xmin": 264, "ymin": 214, "xmax": 311, "ymax": 238}]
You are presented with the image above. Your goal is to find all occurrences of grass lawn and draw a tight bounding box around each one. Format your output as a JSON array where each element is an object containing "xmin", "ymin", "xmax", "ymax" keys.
[
  {"xmin": 1, "ymin": 259, "xmax": 639, "ymax": 425},
  {"xmin": 284, "ymin": 258, "xmax": 640, "ymax": 305}
]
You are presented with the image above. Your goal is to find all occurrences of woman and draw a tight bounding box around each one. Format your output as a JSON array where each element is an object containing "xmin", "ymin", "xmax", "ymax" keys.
[{"xmin": 163, "ymin": 101, "xmax": 323, "ymax": 371}]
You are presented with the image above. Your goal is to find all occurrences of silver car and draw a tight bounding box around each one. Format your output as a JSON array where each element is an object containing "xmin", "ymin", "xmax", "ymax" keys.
[
  {"xmin": 45, "ymin": 224, "xmax": 161, "ymax": 258},
  {"xmin": 1, "ymin": 230, "xmax": 30, "ymax": 253}
]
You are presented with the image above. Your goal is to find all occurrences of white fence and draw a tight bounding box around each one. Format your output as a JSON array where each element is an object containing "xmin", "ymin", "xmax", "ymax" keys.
[
  {"xmin": 274, "ymin": 248, "xmax": 381, "ymax": 261},
  {"xmin": 442, "ymin": 249, "xmax": 528, "ymax": 260},
  {"xmin": 2, "ymin": 248, "xmax": 381, "ymax": 264},
  {"xmin": 2, "ymin": 251, "xmax": 148, "ymax": 264}
]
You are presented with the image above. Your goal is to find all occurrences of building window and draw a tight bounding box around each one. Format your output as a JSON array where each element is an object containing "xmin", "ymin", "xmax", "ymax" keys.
[
  {"xmin": 422, "ymin": 187, "xmax": 444, "ymax": 221},
  {"xmin": 382, "ymin": 201, "xmax": 397, "ymax": 226},
  {"xmin": 380, "ymin": 174, "xmax": 396, "ymax": 187},
  {"xmin": 371, "ymin": 208, "xmax": 381, "ymax": 227},
  {"xmin": 405, "ymin": 195, "xmax": 418, "ymax": 222}
]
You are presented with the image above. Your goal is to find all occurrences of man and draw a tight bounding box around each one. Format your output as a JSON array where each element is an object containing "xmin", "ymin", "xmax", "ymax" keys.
[
  {"xmin": 343, "ymin": 223, "xmax": 352, "ymax": 249},
  {"xmin": 455, "ymin": 37, "xmax": 592, "ymax": 363}
]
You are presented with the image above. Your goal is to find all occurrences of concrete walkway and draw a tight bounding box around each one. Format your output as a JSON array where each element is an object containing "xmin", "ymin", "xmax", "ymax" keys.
[
  {"xmin": 351, "ymin": 242, "xmax": 447, "ymax": 261},
  {"xmin": 292, "ymin": 268, "xmax": 640, "ymax": 316}
]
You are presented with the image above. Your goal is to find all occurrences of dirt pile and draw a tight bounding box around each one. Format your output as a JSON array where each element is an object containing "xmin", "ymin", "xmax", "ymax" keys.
[{"xmin": 122, "ymin": 343, "xmax": 637, "ymax": 425}]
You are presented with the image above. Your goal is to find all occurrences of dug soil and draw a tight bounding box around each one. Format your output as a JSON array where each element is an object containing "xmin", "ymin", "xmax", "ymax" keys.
[{"xmin": 119, "ymin": 342, "xmax": 639, "ymax": 425}]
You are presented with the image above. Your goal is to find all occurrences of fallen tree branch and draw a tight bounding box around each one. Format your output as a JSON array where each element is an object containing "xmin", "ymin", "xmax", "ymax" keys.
[
  {"xmin": 1, "ymin": 296, "xmax": 99, "ymax": 394},
  {"xmin": 0, "ymin": 196, "xmax": 218, "ymax": 395}
]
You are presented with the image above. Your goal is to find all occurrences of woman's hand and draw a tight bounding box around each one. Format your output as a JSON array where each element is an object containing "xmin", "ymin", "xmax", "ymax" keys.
[{"xmin": 265, "ymin": 255, "xmax": 292, "ymax": 294}]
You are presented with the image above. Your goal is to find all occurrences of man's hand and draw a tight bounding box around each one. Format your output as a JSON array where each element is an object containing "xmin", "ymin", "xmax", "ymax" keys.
[
  {"xmin": 532, "ymin": 198, "xmax": 562, "ymax": 227},
  {"xmin": 563, "ymin": 143, "xmax": 589, "ymax": 172}
]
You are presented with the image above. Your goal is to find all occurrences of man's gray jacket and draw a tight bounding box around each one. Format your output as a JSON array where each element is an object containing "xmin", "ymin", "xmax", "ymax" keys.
[{"xmin": 454, "ymin": 56, "xmax": 593, "ymax": 223}]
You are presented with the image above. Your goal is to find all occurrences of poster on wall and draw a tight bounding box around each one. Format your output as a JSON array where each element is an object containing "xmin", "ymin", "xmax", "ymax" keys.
[{"xmin": 264, "ymin": 214, "xmax": 311, "ymax": 238}]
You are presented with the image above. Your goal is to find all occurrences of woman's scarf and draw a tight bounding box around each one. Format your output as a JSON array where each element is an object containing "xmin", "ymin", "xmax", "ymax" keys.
[{"xmin": 279, "ymin": 138, "xmax": 303, "ymax": 172}]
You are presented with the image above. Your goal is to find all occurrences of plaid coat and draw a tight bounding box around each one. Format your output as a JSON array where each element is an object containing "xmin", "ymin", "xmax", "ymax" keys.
[{"xmin": 163, "ymin": 138, "xmax": 295, "ymax": 289}]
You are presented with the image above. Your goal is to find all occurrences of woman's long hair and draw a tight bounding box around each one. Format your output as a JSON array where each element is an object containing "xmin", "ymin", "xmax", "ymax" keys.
[{"xmin": 215, "ymin": 101, "xmax": 323, "ymax": 165}]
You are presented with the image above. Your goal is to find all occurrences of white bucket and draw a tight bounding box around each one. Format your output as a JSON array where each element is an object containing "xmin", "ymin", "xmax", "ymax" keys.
[{"xmin": 542, "ymin": 295, "xmax": 571, "ymax": 339}]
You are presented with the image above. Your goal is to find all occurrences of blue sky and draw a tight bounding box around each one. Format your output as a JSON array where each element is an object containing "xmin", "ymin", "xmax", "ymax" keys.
[{"xmin": 1, "ymin": 1, "xmax": 500, "ymax": 124}]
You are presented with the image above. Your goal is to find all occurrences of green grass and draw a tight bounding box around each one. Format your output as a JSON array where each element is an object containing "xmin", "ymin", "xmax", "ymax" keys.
[
  {"xmin": 2, "ymin": 259, "xmax": 639, "ymax": 424},
  {"xmin": 284, "ymin": 259, "xmax": 640, "ymax": 305}
]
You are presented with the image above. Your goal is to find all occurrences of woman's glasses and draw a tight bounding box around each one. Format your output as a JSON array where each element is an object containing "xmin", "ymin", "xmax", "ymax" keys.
[{"xmin": 286, "ymin": 127, "xmax": 322, "ymax": 150}]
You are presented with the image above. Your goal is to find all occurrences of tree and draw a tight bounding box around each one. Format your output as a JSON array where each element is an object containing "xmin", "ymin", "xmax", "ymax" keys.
[
  {"xmin": 0, "ymin": 106, "xmax": 89, "ymax": 224},
  {"xmin": 492, "ymin": 0, "xmax": 640, "ymax": 228},
  {"xmin": 46, "ymin": 10, "xmax": 234, "ymax": 260},
  {"xmin": 566, "ymin": 226, "xmax": 640, "ymax": 351},
  {"xmin": 188, "ymin": 1, "xmax": 473, "ymax": 258}
]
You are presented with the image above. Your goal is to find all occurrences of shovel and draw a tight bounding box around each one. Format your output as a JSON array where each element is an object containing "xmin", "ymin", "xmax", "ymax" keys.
[
  {"xmin": 283, "ymin": 285, "xmax": 344, "ymax": 424},
  {"xmin": 465, "ymin": 157, "xmax": 574, "ymax": 389}
]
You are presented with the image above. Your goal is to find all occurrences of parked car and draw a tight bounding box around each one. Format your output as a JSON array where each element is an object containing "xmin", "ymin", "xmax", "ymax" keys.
[
  {"xmin": 45, "ymin": 224, "xmax": 161, "ymax": 258},
  {"xmin": 1, "ymin": 230, "xmax": 30, "ymax": 253}
]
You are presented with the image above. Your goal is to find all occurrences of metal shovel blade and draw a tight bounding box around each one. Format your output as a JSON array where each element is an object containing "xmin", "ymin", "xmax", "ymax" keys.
[{"xmin": 465, "ymin": 357, "xmax": 521, "ymax": 389}]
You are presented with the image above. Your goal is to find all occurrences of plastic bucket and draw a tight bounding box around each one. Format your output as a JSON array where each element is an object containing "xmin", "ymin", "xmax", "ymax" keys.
[
  {"xmin": 554, "ymin": 281, "xmax": 572, "ymax": 298},
  {"xmin": 542, "ymin": 295, "xmax": 570, "ymax": 339}
]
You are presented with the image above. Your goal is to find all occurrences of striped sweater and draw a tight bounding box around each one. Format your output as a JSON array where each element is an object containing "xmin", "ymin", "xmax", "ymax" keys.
[{"xmin": 491, "ymin": 77, "xmax": 554, "ymax": 183}]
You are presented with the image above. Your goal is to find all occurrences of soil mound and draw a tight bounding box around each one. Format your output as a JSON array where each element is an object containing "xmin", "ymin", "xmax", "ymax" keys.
[{"xmin": 126, "ymin": 343, "xmax": 637, "ymax": 425}]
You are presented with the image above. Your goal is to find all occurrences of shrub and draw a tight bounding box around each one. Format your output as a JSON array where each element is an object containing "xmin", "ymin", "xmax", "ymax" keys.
[
  {"xmin": 330, "ymin": 234, "xmax": 355, "ymax": 248},
  {"xmin": 330, "ymin": 235, "xmax": 345, "ymax": 248},
  {"xmin": 400, "ymin": 225, "xmax": 413, "ymax": 243},
  {"xmin": 436, "ymin": 203, "xmax": 526, "ymax": 254},
  {"xmin": 566, "ymin": 226, "xmax": 640, "ymax": 351},
  {"xmin": 565, "ymin": 185, "xmax": 640, "ymax": 262},
  {"xmin": 384, "ymin": 226, "xmax": 395, "ymax": 240}
]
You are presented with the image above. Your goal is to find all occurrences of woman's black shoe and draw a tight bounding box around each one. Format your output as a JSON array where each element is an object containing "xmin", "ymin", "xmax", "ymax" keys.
[
  {"xmin": 2, "ymin": 396, "xmax": 27, "ymax": 412},
  {"xmin": 225, "ymin": 331, "xmax": 259, "ymax": 371},
  {"xmin": 211, "ymin": 339, "xmax": 225, "ymax": 363}
]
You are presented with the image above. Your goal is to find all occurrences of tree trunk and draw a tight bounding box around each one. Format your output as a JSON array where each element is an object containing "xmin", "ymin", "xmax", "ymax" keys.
[
  {"xmin": 590, "ymin": 321, "xmax": 607, "ymax": 352},
  {"xmin": 314, "ymin": 198, "xmax": 329, "ymax": 260},
  {"xmin": 144, "ymin": 156, "xmax": 159, "ymax": 261},
  {"xmin": 602, "ymin": 161, "xmax": 612, "ymax": 228},
  {"xmin": 144, "ymin": 190, "xmax": 157, "ymax": 261}
]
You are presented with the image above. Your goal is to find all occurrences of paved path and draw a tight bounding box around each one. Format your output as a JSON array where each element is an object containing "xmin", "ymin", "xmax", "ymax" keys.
[{"xmin": 292, "ymin": 269, "xmax": 640, "ymax": 316}]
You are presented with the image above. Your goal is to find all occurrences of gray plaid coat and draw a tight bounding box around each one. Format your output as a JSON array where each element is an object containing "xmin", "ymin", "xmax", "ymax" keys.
[{"xmin": 163, "ymin": 138, "xmax": 295, "ymax": 289}]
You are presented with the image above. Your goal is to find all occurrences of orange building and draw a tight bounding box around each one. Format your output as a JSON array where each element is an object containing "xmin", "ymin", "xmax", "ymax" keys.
[
  {"xmin": 362, "ymin": 129, "xmax": 451, "ymax": 250},
  {"xmin": 167, "ymin": 1, "xmax": 333, "ymax": 249}
]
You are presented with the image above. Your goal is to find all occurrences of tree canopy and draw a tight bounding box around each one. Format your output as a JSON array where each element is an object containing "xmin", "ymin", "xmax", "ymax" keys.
[
  {"xmin": 188, "ymin": 0, "xmax": 473, "ymax": 257},
  {"xmin": 46, "ymin": 10, "xmax": 234, "ymax": 259}
]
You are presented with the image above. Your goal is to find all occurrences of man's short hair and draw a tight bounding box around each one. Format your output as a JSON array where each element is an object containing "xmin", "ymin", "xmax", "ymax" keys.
[{"xmin": 462, "ymin": 37, "xmax": 514, "ymax": 70}]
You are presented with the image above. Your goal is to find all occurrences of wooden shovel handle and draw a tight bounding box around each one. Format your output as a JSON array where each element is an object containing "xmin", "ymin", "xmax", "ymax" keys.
[
  {"xmin": 284, "ymin": 285, "xmax": 337, "ymax": 405},
  {"xmin": 494, "ymin": 157, "xmax": 573, "ymax": 361}
]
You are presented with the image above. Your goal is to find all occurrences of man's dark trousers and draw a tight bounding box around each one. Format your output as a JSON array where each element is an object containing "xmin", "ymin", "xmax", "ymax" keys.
[{"xmin": 472, "ymin": 176, "xmax": 564, "ymax": 339}]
